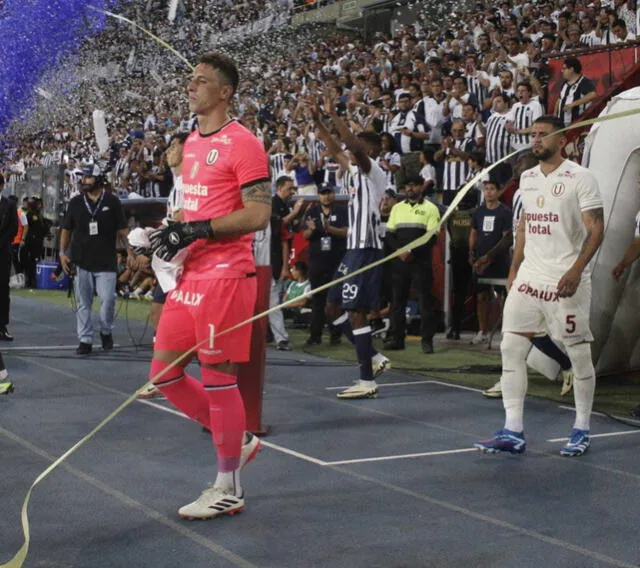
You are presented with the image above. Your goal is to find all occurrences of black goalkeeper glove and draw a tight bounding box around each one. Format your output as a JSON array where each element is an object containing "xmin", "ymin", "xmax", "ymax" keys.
[{"xmin": 149, "ymin": 220, "xmax": 214, "ymax": 261}]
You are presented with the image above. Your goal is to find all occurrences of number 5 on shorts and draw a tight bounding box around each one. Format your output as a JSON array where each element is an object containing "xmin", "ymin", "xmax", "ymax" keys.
[{"xmin": 565, "ymin": 315, "xmax": 576, "ymax": 334}]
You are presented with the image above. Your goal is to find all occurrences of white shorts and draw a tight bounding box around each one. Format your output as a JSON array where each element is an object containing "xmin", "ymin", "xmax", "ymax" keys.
[{"xmin": 502, "ymin": 278, "xmax": 593, "ymax": 346}]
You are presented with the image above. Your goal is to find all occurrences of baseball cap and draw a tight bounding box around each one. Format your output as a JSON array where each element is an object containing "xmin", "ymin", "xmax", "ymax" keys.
[
  {"xmin": 318, "ymin": 184, "xmax": 337, "ymax": 194},
  {"xmin": 81, "ymin": 164, "xmax": 101, "ymax": 177}
]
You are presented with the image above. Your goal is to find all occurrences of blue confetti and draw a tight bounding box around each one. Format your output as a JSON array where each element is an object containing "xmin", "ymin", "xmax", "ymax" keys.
[{"xmin": 0, "ymin": 0, "xmax": 127, "ymax": 134}]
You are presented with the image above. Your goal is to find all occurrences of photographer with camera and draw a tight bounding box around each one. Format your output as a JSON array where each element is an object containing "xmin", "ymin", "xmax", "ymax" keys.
[{"xmin": 59, "ymin": 165, "xmax": 128, "ymax": 355}]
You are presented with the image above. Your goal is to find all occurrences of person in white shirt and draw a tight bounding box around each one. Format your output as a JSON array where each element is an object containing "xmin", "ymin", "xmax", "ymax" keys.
[
  {"xmin": 506, "ymin": 82, "xmax": 543, "ymax": 152},
  {"xmin": 413, "ymin": 78, "xmax": 448, "ymax": 146},
  {"xmin": 377, "ymin": 133, "xmax": 402, "ymax": 191},
  {"xmin": 388, "ymin": 93, "xmax": 429, "ymax": 155},
  {"xmin": 504, "ymin": 37, "xmax": 530, "ymax": 80},
  {"xmin": 580, "ymin": 16, "xmax": 602, "ymax": 46},
  {"xmin": 475, "ymin": 115, "xmax": 604, "ymax": 458},
  {"xmin": 419, "ymin": 148, "xmax": 437, "ymax": 196},
  {"xmin": 611, "ymin": 18, "xmax": 636, "ymax": 42}
]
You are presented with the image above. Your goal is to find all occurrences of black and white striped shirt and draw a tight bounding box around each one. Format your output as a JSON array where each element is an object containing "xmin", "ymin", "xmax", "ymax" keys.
[
  {"xmin": 467, "ymin": 73, "xmax": 490, "ymax": 110},
  {"xmin": 635, "ymin": 210, "xmax": 640, "ymax": 238},
  {"xmin": 506, "ymin": 99, "xmax": 543, "ymax": 149},
  {"xmin": 580, "ymin": 31, "xmax": 601, "ymax": 47},
  {"xmin": 512, "ymin": 188, "xmax": 524, "ymax": 239},
  {"xmin": 270, "ymin": 153, "xmax": 292, "ymax": 183},
  {"xmin": 309, "ymin": 138, "xmax": 324, "ymax": 168},
  {"xmin": 443, "ymin": 138, "xmax": 474, "ymax": 192},
  {"xmin": 322, "ymin": 158, "xmax": 342, "ymax": 191},
  {"xmin": 342, "ymin": 158, "xmax": 387, "ymax": 250},
  {"xmin": 377, "ymin": 152, "xmax": 401, "ymax": 190},
  {"xmin": 485, "ymin": 112, "xmax": 511, "ymax": 164},
  {"xmin": 557, "ymin": 75, "xmax": 596, "ymax": 126}
]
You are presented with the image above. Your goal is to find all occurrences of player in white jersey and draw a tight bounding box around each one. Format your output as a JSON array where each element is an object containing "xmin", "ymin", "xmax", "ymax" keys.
[
  {"xmin": 137, "ymin": 132, "xmax": 187, "ymax": 399},
  {"xmin": 482, "ymin": 152, "xmax": 575, "ymax": 400},
  {"xmin": 475, "ymin": 115, "xmax": 604, "ymax": 457}
]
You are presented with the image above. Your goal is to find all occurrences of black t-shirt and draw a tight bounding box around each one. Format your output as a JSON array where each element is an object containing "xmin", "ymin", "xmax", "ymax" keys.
[
  {"xmin": 62, "ymin": 191, "xmax": 127, "ymax": 272},
  {"xmin": 472, "ymin": 203, "xmax": 512, "ymax": 258},
  {"xmin": 303, "ymin": 203, "xmax": 348, "ymax": 268},
  {"xmin": 270, "ymin": 194, "xmax": 291, "ymax": 278}
]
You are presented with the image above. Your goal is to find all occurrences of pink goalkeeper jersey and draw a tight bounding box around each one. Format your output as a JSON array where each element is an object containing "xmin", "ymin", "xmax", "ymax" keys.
[{"xmin": 180, "ymin": 120, "xmax": 270, "ymax": 279}]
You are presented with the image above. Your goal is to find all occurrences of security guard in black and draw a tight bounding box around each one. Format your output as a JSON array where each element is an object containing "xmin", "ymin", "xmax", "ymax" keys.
[
  {"xmin": 302, "ymin": 184, "xmax": 348, "ymax": 344},
  {"xmin": 61, "ymin": 186, "xmax": 126, "ymax": 272}
]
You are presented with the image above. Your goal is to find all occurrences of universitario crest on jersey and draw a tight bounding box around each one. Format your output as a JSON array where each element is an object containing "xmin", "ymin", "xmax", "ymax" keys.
[
  {"xmin": 206, "ymin": 149, "xmax": 219, "ymax": 165},
  {"xmin": 551, "ymin": 182, "xmax": 565, "ymax": 197}
]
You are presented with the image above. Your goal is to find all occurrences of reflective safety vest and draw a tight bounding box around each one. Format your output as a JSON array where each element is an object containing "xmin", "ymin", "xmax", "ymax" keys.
[{"xmin": 12, "ymin": 208, "xmax": 28, "ymax": 245}]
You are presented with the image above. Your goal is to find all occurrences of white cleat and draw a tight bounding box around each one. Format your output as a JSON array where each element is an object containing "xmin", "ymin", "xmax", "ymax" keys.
[
  {"xmin": 240, "ymin": 433, "xmax": 261, "ymax": 470},
  {"xmin": 470, "ymin": 331, "xmax": 489, "ymax": 345},
  {"xmin": 337, "ymin": 380, "xmax": 378, "ymax": 399},
  {"xmin": 372, "ymin": 354, "xmax": 391, "ymax": 378},
  {"xmin": 560, "ymin": 369, "xmax": 573, "ymax": 396},
  {"xmin": 178, "ymin": 485, "xmax": 244, "ymax": 520},
  {"xmin": 482, "ymin": 381, "xmax": 502, "ymax": 399}
]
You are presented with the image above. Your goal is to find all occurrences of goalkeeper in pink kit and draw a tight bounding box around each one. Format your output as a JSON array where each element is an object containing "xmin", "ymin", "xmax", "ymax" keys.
[{"xmin": 148, "ymin": 52, "xmax": 271, "ymax": 519}]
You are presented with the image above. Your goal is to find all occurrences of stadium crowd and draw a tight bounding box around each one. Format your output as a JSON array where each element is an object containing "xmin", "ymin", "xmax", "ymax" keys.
[{"xmin": 1, "ymin": 0, "xmax": 639, "ymax": 343}]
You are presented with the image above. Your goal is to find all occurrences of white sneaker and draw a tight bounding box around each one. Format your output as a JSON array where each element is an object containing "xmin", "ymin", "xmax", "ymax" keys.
[
  {"xmin": 337, "ymin": 380, "xmax": 378, "ymax": 399},
  {"xmin": 240, "ymin": 433, "xmax": 261, "ymax": 470},
  {"xmin": 178, "ymin": 485, "xmax": 244, "ymax": 520},
  {"xmin": 130, "ymin": 291, "xmax": 141, "ymax": 300},
  {"xmin": 470, "ymin": 332, "xmax": 489, "ymax": 345},
  {"xmin": 372, "ymin": 354, "xmax": 391, "ymax": 378},
  {"xmin": 482, "ymin": 381, "xmax": 502, "ymax": 399},
  {"xmin": 560, "ymin": 369, "xmax": 573, "ymax": 396}
]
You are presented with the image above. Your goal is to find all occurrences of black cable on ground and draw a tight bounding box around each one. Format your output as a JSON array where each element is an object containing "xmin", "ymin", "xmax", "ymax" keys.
[{"xmin": 122, "ymin": 296, "xmax": 150, "ymax": 352}]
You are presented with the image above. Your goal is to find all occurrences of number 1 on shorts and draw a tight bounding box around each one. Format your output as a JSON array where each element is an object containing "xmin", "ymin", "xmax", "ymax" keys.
[{"xmin": 208, "ymin": 324, "xmax": 215, "ymax": 349}]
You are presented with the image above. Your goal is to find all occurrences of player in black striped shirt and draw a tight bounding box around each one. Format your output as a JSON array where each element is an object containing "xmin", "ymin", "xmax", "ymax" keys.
[{"xmin": 308, "ymin": 96, "xmax": 390, "ymax": 399}]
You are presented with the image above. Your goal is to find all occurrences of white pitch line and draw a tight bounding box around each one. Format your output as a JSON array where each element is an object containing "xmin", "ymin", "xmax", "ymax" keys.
[
  {"xmin": 557, "ymin": 404, "xmax": 607, "ymax": 418},
  {"xmin": 325, "ymin": 380, "xmax": 433, "ymax": 391},
  {"xmin": 138, "ymin": 399, "xmax": 328, "ymax": 466},
  {"xmin": 425, "ymin": 379, "xmax": 484, "ymax": 393},
  {"xmin": 259, "ymin": 440, "xmax": 328, "ymax": 466},
  {"xmin": 324, "ymin": 447, "xmax": 477, "ymax": 466},
  {"xmin": 547, "ymin": 430, "xmax": 640, "ymax": 443}
]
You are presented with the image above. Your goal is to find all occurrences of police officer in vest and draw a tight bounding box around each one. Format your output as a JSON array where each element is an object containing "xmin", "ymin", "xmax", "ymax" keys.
[{"xmin": 384, "ymin": 174, "xmax": 441, "ymax": 353}]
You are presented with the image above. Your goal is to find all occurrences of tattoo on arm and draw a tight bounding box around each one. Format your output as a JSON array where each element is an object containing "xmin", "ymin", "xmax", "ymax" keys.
[
  {"xmin": 242, "ymin": 179, "xmax": 271, "ymax": 206},
  {"xmin": 578, "ymin": 207, "xmax": 604, "ymax": 259}
]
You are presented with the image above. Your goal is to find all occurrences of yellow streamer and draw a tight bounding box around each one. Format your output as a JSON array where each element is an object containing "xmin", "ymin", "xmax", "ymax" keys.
[
  {"xmin": 2, "ymin": 107, "xmax": 640, "ymax": 568},
  {"xmin": 88, "ymin": 7, "xmax": 195, "ymax": 70}
]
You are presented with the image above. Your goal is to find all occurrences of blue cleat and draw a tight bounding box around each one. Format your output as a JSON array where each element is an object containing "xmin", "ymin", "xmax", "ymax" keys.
[
  {"xmin": 474, "ymin": 429, "xmax": 526, "ymax": 454},
  {"xmin": 559, "ymin": 429, "xmax": 590, "ymax": 457}
]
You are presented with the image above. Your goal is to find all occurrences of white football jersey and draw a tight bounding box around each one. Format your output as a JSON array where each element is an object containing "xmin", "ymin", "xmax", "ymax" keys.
[{"xmin": 517, "ymin": 160, "xmax": 603, "ymax": 285}]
